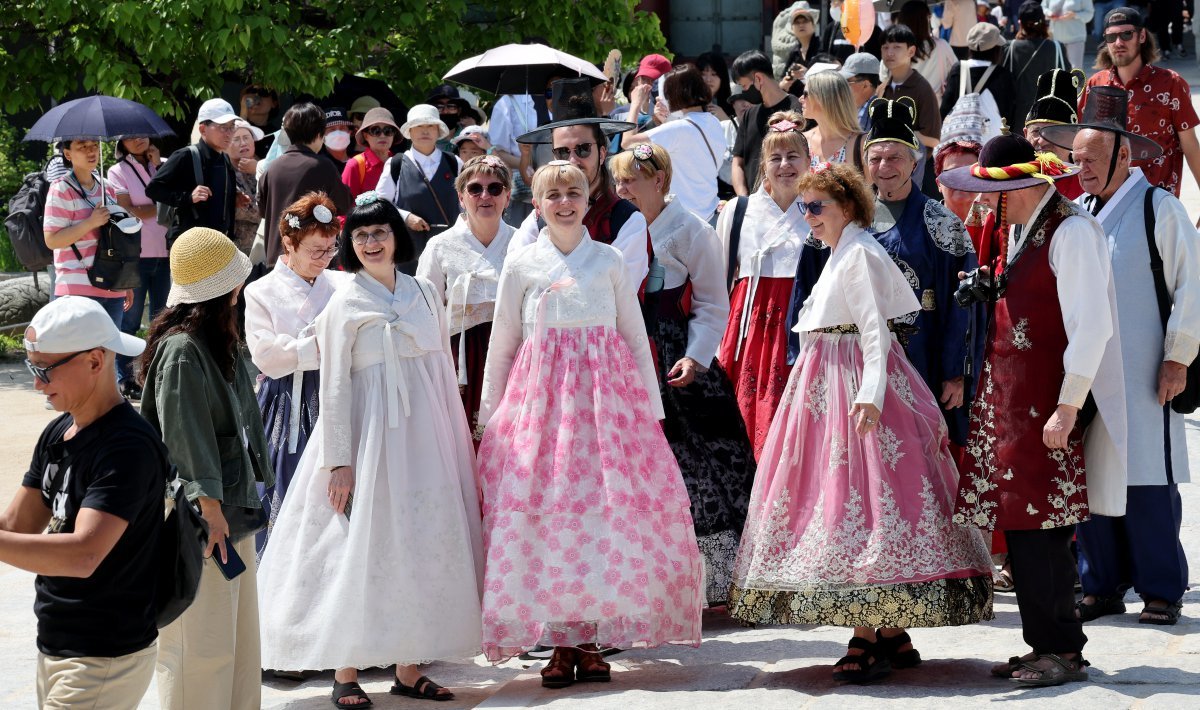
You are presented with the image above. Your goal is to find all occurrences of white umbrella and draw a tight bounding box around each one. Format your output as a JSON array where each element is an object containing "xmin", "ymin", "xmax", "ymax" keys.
[{"xmin": 443, "ymin": 43, "xmax": 607, "ymax": 95}]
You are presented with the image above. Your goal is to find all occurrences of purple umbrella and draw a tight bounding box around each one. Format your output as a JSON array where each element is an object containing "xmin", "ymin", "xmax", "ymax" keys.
[{"xmin": 24, "ymin": 95, "xmax": 175, "ymax": 143}]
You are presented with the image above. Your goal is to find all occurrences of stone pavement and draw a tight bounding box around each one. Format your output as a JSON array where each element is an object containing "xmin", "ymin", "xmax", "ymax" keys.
[{"xmin": 3, "ymin": 50, "xmax": 1200, "ymax": 710}]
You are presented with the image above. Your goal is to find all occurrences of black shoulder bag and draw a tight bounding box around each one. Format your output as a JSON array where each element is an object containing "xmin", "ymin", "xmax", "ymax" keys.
[
  {"xmin": 66, "ymin": 175, "xmax": 142, "ymax": 290},
  {"xmin": 1143, "ymin": 186, "xmax": 1200, "ymax": 414}
]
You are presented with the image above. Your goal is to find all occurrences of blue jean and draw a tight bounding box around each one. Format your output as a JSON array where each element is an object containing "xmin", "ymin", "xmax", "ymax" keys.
[
  {"xmin": 87, "ymin": 296, "xmax": 126, "ymax": 383},
  {"xmin": 118, "ymin": 257, "xmax": 170, "ymax": 383}
]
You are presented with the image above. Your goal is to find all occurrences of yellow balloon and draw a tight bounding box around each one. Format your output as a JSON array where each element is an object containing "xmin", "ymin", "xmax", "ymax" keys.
[{"xmin": 841, "ymin": 0, "xmax": 877, "ymax": 48}]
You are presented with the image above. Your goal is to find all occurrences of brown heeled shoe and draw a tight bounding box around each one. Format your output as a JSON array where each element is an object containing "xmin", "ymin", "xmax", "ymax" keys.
[
  {"xmin": 540, "ymin": 647, "xmax": 577, "ymax": 689},
  {"xmin": 575, "ymin": 644, "xmax": 611, "ymax": 683}
]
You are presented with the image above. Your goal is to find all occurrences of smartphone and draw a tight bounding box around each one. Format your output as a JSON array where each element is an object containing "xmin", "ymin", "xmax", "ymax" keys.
[
  {"xmin": 343, "ymin": 492, "xmax": 353, "ymax": 521},
  {"xmin": 213, "ymin": 541, "xmax": 247, "ymax": 580}
]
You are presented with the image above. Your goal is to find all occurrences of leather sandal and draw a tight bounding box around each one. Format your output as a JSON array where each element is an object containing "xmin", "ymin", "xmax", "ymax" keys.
[
  {"xmin": 540, "ymin": 647, "xmax": 577, "ymax": 689},
  {"xmin": 1075, "ymin": 594, "xmax": 1126, "ymax": 621},
  {"xmin": 1139, "ymin": 600, "xmax": 1183, "ymax": 626},
  {"xmin": 1013, "ymin": 653, "xmax": 1090, "ymax": 687},
  {"xmin": 390, "ymin": 675, "xmax": 454, "ymax": 702},
  {"xmin": 332, "ymin": 680, "xmax": 373, "ymax": 709},
  {"xmin": 991, "ymin": 652, "xmax": 1037, "ymax": 678},
  {"xmin": 832, "ymin": 636, "xmax": 891, "ymax": 684},
  {"xmin": 875, "ymin": 629, "xmax": 922, "ymax": 668},
  {"xmin": 575, "ymin": 645, "xmax": 612, "ymax": 683}
]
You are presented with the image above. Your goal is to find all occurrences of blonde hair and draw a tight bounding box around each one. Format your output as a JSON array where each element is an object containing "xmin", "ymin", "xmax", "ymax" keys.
[
  {"xmin": 531, "ymin": 161, "xmax": 589, "ymax": 202},
  {"xmin": 758, "ymin": 111, "xmax": 811, "ymax": 191},
  {"xmin": 455, "ymin": 155, "xmax": 512, "ymax": 193},
  {"xmin": 609, "ymin": 144, "xmax": 673, "ymax": 193},
  {"xmin": 804, "ymin": 72, "xmax": 863, "ymax": 140}
]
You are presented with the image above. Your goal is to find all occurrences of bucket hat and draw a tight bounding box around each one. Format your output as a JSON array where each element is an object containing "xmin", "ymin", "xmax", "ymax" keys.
[
  {"xmin": 354, "ymin": 107, "xmax": 400, "ymax": 144},
  {"xmin": 400, "ymin": 104, "xmax": 451, "ymax": 140},
  {"xmin": 167, "ymin": 228, "xmax": 252, "ymax": 306}
]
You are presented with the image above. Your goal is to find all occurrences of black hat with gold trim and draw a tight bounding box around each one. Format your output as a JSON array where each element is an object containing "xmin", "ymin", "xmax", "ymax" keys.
[
  {"xmin": 1025, "ymin": 69, "xmax": 1086, "ymax": 127},
  {"xmin": 863, "ymin": 97, "xmax": 918, "ymax": 151}
]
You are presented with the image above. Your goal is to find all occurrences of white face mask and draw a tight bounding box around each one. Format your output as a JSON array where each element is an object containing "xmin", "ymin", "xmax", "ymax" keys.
[
  {"xmin": 325, "ymin": 130, "xmax": 351, "ymax": 151},
  {"xmin": 831, "ymin": 6, "xmax": 842, "ymax": 21}
]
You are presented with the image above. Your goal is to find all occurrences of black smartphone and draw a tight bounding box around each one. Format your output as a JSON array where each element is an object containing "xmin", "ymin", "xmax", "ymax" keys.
[{"xmin": 213, "ymin": 541, "xmax": 247, "ymax": 580}]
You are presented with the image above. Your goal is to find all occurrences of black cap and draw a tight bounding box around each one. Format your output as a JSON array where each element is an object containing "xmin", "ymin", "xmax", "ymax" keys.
[
  {"xmin": 324, "ymin": 107, "xmax": 350, "ymax": 126},
  {"xmin": 1018, "ymin": 0, "xmax": 1045, "ymax": 23},
  {"xmin": 1104, "ymin": 6, "xmax": 1144, "ymax": 29}
]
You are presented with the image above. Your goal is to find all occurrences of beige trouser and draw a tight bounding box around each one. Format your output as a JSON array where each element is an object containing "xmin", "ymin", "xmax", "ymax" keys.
[
  {"xmin": 37, "ymin": 642, "xmax": 157, "ymax": 709},
  {"xmin": 156, "ymin": 535, "xmax": 261, "ymax": 710}
]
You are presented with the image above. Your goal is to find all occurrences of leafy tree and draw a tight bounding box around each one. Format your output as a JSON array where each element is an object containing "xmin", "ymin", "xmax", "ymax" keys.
[{"xmin": 0, "ymin": 0, "xmax": 667, "ymax": 119}]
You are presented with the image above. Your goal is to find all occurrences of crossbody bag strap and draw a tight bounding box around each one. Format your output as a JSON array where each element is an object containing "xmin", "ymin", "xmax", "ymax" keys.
[
  {"xmin": 1143, "ymin": 186, "xmax": 1173, "ymax": 327},
  {"xmin": 684, "ymin": 117, "xmax": 720, "ymax": 170},
  {"xmin": 727, "ymin": 196, "xmax": 749, "ymax": 289},
  {"xmin": 1015, "ymin": 40, "xmax": 1048, "ymax": 82},
  {"xmin": 64, "ymin": 175, "xmax": 103, "ymax": 264},
  {"xmin": 959, "ymin": 61, "xmax": 970, "ymax": 98},
  {"xmin": 973, "ymin": 62, "xmax": 998, "ymax": 95}
]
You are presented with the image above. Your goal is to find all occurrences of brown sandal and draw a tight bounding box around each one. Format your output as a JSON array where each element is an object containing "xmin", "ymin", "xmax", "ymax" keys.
[
  {"xmin": 540, "ymin": 647, "xmax": 577, "ymax": 689},
  {"xmin": 575, "ymin": 645, "xmax": 611, "ymax": 683}
]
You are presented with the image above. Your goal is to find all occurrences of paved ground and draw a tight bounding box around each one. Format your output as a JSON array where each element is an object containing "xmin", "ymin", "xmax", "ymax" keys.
[{"xmin": 3, "ymin": 45, "xmax": 1200, "ymax": 710}]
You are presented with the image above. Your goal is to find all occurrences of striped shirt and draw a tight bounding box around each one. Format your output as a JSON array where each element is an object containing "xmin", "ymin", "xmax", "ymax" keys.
[{"xmin": 44, "ymin": 175, "xmax": 125, "ymax": 298}]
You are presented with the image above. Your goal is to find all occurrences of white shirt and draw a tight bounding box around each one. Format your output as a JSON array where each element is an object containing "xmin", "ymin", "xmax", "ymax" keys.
[
  {"xmin": 512, "ymin": 203, "xmax": 650, "ymax": 285},
  {"xmin": 794, "ymin": 224, "xmax": 922, "ymax": 412},
  {"xmin": 644, "ymin": 111, "xmax": 724, "ymax": 221},
  {"xmin": 489, "ymin": 95, "xmax": 538, "ymax": 156},
  {"xmin": 1008, "ymin": 186, "xmax": 1116, "ymax": 407},
  {"xmin": 649, "ymin": 198, "xmax": 730, "ymax": 367},
  {"xmin": 374, "ymin": 148, "xmax": 464, "ymax": 222}
]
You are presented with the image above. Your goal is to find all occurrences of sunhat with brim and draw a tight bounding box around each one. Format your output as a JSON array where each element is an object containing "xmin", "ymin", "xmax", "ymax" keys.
[
  {"xmin": 517, "ymin": 78, "xmax": 635, "ymax": 145},
  {"xmin": 354, "ymin": 107, "xmax": 400, "ymax": 143},
  {"xmin": 232, "ymin": 118, "xmax": 264, "ymax": 141},
  {"xmin": 349, "ymin": 96, "xmax": 381, "ymax": 116},
  {"xmin": 23, "ymin": 296, "xmax": 145, "ymax": 357},
  {"xmin": 167, "ymin": 227, "xmax": 253, "ymax": 307},
  {"xmin": 401, "ymin": 104, "xmax": 451, "ymax": 140},
  {"xmin": 937, "ymin": 134, "xmax": 1081, "ymax": 193},
  {"xmin": 789, "ymin": 1, "xmax": 821, "ymax": 22},
  {"xmin": 1039, "ymin": 86, "xmax": 1163, "ymax": 162}
]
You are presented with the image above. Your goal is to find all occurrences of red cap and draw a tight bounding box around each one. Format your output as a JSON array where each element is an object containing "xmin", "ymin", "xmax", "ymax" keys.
[{"xmin": 636, "ymin": 54, "xmax": 673, "ymax": 82}]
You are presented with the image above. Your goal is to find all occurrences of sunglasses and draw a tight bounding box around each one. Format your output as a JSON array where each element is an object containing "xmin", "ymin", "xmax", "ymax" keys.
[
  {"xmin": 551, "ymin": 143, "xmax": 595, "ymax": 161},
  {"xmin": 350, "ymin": 228, "xmax": 392, "ymax": 246},
  {"xmin": 365, "ymin": 126, "xmax": 396, "ymax": 137},
  {"xmin": 1103, "ymin": 29, "xmax": 1137, "ymax": 43},
  {"xmin": 796, "ymin": 199, "xmax": 837, "ymax": 216},
  {"xmin": 25, "ymin": 349, "xmax": 94, "ymax": 385},
  {"xmin": 466, "ymin": 182, "xmax": 506, "ymax": 197}
]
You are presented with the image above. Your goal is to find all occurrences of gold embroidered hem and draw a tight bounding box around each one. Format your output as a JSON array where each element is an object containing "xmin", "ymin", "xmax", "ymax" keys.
[{"xmin": 726, "ymin": 575, "xmax": 994, "ymax": 628}]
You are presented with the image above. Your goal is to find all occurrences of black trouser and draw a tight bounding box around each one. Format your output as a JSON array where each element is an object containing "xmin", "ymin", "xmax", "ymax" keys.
[
  {"xmin": 1154, "ymin": 0, "xmax": 1185, "ymax": 50},
  {"xmin": 1005, "ymin": 525, "xmax": 1087, "ymax": 655}
]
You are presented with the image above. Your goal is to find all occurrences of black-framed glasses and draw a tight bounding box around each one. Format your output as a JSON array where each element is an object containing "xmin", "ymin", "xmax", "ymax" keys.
[
  {"xmin": 551, "ymin": 143, "xmax": 594, "ymax": 161},
  {"xmin": 796, "ymin": 199, "xmax": 837, "ymax": 216},
  {"xmin": 466, "ymin": 182, "xmax": 506, "ymax": 197},
  {"xmin": 365, "ymin": 125, "xmax": 396, "ymax": 137},
  {"xmin": 1103, "ymin": 29, "xmax": 1137, "ymax": 43},
  {"xmin": 25, "ymin": 349, "xmax": 94, "ymax": 385},
  {"xmin": 350, "ymin": 228, "xmax": 392, "ymax": 246}
]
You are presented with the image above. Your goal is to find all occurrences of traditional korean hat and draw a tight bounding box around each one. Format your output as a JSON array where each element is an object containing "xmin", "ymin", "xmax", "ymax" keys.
[
  {"xmin": 1040, "ymin": 85, "xmax": 1163, "ymax": 161},
  {"xmin": 863, "ymin": 97, "xmax": 919, "ymax": 151},
  {"xmin": 937, "ymin": 133, "xmax": 1080, "ymax": 193},
  {"xmin": 516, "ymin": 78, "xmax": 635, "ymax": 145},
  {"xmin": 1024, "ymin": 68, "xmax": 1086, "ymax": 127}
]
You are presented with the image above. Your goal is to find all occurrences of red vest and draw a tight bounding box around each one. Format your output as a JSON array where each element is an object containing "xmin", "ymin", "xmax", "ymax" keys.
[{"xmin": 955, "ymin": 191, "xmax": 1090, "ymax": 532}]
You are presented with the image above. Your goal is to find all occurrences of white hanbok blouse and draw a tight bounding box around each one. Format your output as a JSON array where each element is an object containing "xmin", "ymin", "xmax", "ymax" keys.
[
  {"xmin": 512, "ymin": 206, "xmax": 650, "ymax": 286},
  {"xmin": 649, "ymin": 198, "xmax": 730, "ymax": 368},
  {"xmin": 479, "ymin": 231, "xmax": 664, "ymax": 426},
  {"xmin": 794, "ymin": 224, "xmax": 921, "ymax": 412}
]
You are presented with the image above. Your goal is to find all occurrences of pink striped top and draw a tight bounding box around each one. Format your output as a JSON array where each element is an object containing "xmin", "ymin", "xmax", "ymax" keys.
[{"xmin": 44, "ymin": 175, "xmax": 125, "ymax": 298}]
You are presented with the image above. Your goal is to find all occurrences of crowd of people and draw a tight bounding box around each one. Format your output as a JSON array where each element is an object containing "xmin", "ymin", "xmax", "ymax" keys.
[{"xmin": 4, "ymin": 2, "xmax": 1199, "ymax": 708}]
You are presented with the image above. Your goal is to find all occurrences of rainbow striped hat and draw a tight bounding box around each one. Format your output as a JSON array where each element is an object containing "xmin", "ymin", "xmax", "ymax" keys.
[{"xmin": 936, "ymin": 134, "xmax": 1080, "ymax": 193}]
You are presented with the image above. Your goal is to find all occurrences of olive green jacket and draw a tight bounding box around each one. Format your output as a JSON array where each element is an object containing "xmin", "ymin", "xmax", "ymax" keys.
[{"xmin": 141, "ymin": 333, "xmax": 274, "ymax": 506}]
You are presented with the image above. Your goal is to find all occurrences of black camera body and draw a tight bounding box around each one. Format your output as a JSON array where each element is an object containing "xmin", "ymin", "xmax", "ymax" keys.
[{"xmin": 955, "ymin": 268, "xmax": 1004, "ymax": 307}]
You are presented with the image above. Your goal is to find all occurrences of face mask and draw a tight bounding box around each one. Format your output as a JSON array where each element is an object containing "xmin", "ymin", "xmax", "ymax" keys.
[
  {"xmin": 831, "ymin": 6, "xmax": 842, "ymax": 21},
  {"xmin": 740, "ymin": 86, "xmax": 763, "ymax": 105},
  {"xmin": 325, "ymin": 130, "xmax": 351, "ymax": 151}
]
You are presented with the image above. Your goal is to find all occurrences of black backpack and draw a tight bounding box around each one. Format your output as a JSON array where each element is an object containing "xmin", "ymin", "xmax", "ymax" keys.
[
  {"xmin": 155, "ymin": 469, "xmax": 209, "ymax": 628},
  {"xmin": 4, "ymin": 160, "xmax": 55, "ymax": 271}
]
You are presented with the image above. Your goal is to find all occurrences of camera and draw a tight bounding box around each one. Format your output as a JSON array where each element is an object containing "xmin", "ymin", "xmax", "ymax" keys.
[{"xmin": 954, "ymin": 267, "xmax": 1004, "ymax": 307}]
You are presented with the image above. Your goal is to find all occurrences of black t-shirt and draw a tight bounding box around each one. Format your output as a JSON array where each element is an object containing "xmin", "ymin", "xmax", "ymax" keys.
[
  {"xmin": 22, "ymin": 401, "xmax": 169, "ymax": 658},
  {"xmin": 732, "ymin": 94, "xmax": 804, "ymax": 192}
]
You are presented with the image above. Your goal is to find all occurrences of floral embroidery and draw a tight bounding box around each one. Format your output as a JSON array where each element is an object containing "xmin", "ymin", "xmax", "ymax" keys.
[
  {"xmin": 954, "ymin": 361, "xmax": 1002, "ymax": 531},
  {"xmin": 888, "ymin": 370, "xmax": 918, "ymax": 409},
  {"xmin": 805, "ymin": 373, "xmax": 829, "ymax": 418},
  {"xmin": 828, "ymin": 433, "xmax": 848, "ymax": 470},
  {"xmin": 1011, "ymin": 318, "xmax": 1032, "ymax": 351},
  {"xmin": 1041, "ymin": 447, "xmax": 1088, "ymax": 528},
  {"xmin": 923, "ymin": 200, "xmax": 972, "ymax": 256},
  {"xmin": 877, "ymin": 426, "xmax": 905, "ymax": 470}
]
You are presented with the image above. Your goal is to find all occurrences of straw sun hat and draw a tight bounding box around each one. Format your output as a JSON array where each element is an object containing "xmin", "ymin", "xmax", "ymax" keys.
[{"xmin": 167, "ymin": 227, "xmax": 252, "ymax": 306}]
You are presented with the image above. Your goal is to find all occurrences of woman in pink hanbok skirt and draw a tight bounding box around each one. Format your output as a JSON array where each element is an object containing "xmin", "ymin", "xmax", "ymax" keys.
[
  {"xmin": 476, "ymin": 162, "xmax": 704, "ymax": 687},
  {"xmin": 728, "ymin": 163, "xmax": 993, "ymax": 684}
]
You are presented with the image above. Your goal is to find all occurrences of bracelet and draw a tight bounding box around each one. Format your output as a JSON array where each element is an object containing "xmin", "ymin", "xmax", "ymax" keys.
[{"xmin": 331, "ymin": 465, "xmax": 348, "ymax": 471}]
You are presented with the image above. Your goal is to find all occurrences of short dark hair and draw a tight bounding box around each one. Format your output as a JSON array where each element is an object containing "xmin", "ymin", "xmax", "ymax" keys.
[
  {"xmin": 854, "ymin": 73, "xmax": 882, "ymax": 88},
  {"xmin": 732, "ymin": 50, "xmax": 773, "ymax": 81},
  {"xmin": 968, "ymin": 45, "xmax": 1004, "ymax": 64},
  {"xmin": 283, "ymin": 102, "xmax": 326, "ymax": 145},
  {"xmin": 881, "ymin": 24, "xmax": 919, "ymax": 48},
  {"xmin": 339, "ymin": 198, "xmax": 414, "ymax": 271},
  {"xmin": 662, "ymin": 66, "xmax": 712, "ymax": 111}
]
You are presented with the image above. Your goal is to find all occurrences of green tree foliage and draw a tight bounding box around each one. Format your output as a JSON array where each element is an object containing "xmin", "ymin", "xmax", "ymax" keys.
[{"xmin": 0, "ymin": 0, "xmax": 667, "ymax": 118}]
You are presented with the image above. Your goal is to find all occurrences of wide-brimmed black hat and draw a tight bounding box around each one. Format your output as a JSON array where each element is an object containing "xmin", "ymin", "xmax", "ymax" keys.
[
  {"xmin": 425, "ymin": 83, "xmax": 471, "ymax": 114},
  {"xmin": 864, "ymin": 97, "xmax": 919, "ymax": 151},
  {"xmin": 1025, "ymin": 69, "xmax": 1085, "ymax": 126},
  {"xmin": 937, "ymin": 134, "xmax": 1081, "ymax": 192},
  {"xmin": 517, "ymin": 78, "xmax": 635, "ymax": 144},
  {"xmin": 1041, "ymin": 86, "xmax": 1163, "ymax": 161}
]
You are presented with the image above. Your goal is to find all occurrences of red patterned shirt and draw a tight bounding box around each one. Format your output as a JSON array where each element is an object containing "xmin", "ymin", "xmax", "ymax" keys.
[{"xmin": 1081, "ymin": 64, "xmax": 1199, "ymax": 196}]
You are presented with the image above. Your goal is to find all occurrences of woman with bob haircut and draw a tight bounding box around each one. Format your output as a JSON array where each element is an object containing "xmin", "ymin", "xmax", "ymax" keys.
[
  {"xmin": 257, "ymin": 191, "xmax": 484, "ymax": 707},
  {"xmin": 476, "ymin": 161, "xmax": 703, "ymax": 687},
  {"xmin": 728, "ymin": 162, "xmax": 993, "ymax": 684}
]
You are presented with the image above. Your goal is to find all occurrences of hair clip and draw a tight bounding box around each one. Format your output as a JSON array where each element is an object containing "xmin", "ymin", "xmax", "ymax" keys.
[
  {"xmin": 546, "ymin": 159, "xmax": 572, "ymax": 167},
  {"xmin": 632, "ymin": 144, "xmax": 655, "ymax": 160},
  {"xmin": 313, "ymin": 204, "xmax": 333, "ymax": 224},
  {"xmin": 770, "ymin": 119, "xmax": 800, "ymax": 133},
  {"xmin": 480, "ymin": 155, "xmax": 506, "ymax": 169},
  {"xmin": 355, "ymin": 190, "xmax": 382, "ymax": 207}
]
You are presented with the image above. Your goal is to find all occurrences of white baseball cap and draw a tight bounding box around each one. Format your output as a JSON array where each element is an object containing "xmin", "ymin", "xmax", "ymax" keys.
[
  {"xmin": 23, "ymin": 296, "xmax": 145, "ymax": 357},
  {"xmin": 451, "ymin": 125, "xmax": 488, "ymax": 145},
  {"xmin": 197, "ymin": 98, "xmax": 239, "ymax": 125}
]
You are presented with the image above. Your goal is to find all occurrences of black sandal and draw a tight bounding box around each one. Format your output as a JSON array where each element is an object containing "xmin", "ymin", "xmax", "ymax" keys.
[
  {"xmin": 1075, "ymin": 594, "xmax": 1126, "ymax": 622},
  {"xmin": 875, "ymin": 629, "xmax": 922, "ymax": 668},
  {"xmin": 832, "ymin": 636, "xmax": 891, "ymax": 684},
  {"xmin": 1139, "ymin": 600, "xmax": 1183, "ymax": 626},
  {"xmin": 991, "ymin": 652, "xmax": 1037, "ymax": 678},
  {"xmin": 390, "ymin": 675, "xmax": 454, "ymax": 702},
  {"xmin": 331, "ymin": 680, "xmax": 373, "ymax": 709},
  {"xmin": 1013, "ymin": 653, "xmax": 1090, "ymax": 687}
]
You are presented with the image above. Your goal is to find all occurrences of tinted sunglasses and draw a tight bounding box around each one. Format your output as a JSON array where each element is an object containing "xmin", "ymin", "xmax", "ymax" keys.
[
  {"xmin": 1103, "ymin": 29, "xmax": 1137, "ymax": 43},
  {"xmin": 551, "ymin": 143, "xmax": 594, "ymax": 160},
  {"xmin": 466, "ymin": 182, "xmax": 506, "ymax": 197},
  {"xmin": 365, "ymin": 125, "xmax": 396, "ymax": 137},
  {"xmin": 796, "ymin": 199, "xmax": 837, "ymax": 216},
  {"xmin": 25, "ymin": 349, "xmax": 94, "ymax": 385}
]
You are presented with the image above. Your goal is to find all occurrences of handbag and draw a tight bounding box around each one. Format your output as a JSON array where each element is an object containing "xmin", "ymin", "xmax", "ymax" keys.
[
  {"xmin": 1143, "ymin": 186, "xmax": 1200, "ymax": 414},
  {"xmin": 66, "ymin": 176, "xmax": 143, "ymax": 291},
  {"xmin": 156, "ymin": 472, "xmax": 210, "ymax": 627}
]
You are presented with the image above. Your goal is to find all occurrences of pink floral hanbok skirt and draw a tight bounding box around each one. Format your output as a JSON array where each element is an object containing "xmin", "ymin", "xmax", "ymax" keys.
[
  {"xmin": 478, "ymin": 325, "xmax": 704, "ymax": 661},
  {"xmin": 728, "ymin": 331, "xmax": 993, "ymax": 628}
]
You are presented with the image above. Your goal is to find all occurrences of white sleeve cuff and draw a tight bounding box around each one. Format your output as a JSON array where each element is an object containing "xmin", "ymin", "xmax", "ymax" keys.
[
  {"xmin": 1164, "ymin": 330, "xmax": 1200, "ymax": 366},
  {"xmin": 1058, "ymin": 373, "xmax": 1093, "ymax": 409}
]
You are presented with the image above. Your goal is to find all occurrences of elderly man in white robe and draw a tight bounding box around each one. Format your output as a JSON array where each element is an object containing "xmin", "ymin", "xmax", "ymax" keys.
[{"xmin": 1045, "ymin": 88, "xmax": 1199, "ymax": 627}]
